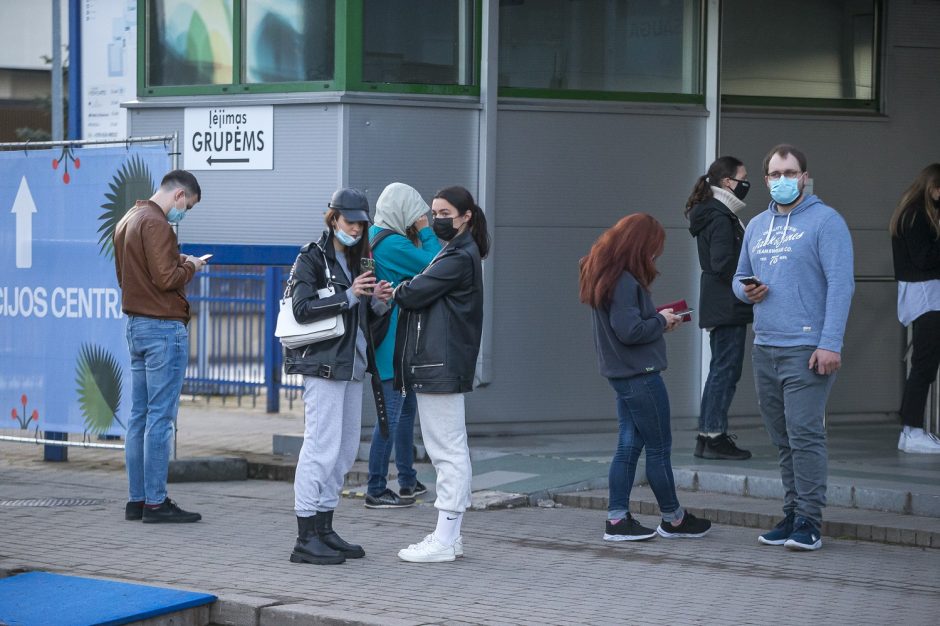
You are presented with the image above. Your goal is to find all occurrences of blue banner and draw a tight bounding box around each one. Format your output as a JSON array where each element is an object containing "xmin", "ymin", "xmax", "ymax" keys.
[{"xmin": 0, "ymin": 145, "xmax": 171, "ymax": 437}]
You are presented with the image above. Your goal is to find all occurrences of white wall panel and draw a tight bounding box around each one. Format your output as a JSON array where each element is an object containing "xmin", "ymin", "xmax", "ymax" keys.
[{"xmin": 129, "ymin": 104, "xmax": 342, "ymax": 245}]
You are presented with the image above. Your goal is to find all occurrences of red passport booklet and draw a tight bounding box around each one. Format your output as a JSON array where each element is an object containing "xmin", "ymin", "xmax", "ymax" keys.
[{"xmin": 656, "ymin": 299, "xmax": 692, "ymax": 323}]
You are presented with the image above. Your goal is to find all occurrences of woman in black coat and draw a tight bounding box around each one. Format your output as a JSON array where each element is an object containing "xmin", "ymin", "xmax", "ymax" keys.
[
  {"xmin": 890, "ymin": 163, "xmax": 940, "ymax": 454},
  {"xmin": 393, "ymin": 185, "xmax": 490, "ymax": 563},
  {"xmin": 686, "ymin": 156, "xmax": 753, "ymax": 461}
]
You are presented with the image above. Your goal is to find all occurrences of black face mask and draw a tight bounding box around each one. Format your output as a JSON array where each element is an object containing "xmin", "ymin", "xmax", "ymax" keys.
[
  {"xmin": 730, "ymin": 178, "xmax": 750, "ymax": 201},
  {"xmin": 432, "ymin": 217, "xmax": 459, "ymax": 241}
]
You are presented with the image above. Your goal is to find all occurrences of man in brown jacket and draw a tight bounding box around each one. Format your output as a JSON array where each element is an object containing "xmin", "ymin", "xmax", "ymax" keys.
[{"xmin": 114, "ymin": 169, "xmax": 206, "ymax": 523}]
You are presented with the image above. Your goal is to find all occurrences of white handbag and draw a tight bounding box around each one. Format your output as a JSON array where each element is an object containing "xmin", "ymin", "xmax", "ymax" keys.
[{"xmin": 275, "ymin": 249, "xmax": 346, "ymax": 349}]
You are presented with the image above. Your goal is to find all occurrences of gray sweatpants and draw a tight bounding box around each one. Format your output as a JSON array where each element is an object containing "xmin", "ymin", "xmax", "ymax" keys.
[
  {"xmin": 752, "ymin": 345, "xmax": 836, "ymax": 528},
  {"xmin": 416, "ymin": 393, "xmax": 472, "ymax": 513},
  {"xmin": 294, "ymin": 376, "xmax": 363, "ymax": 516}
]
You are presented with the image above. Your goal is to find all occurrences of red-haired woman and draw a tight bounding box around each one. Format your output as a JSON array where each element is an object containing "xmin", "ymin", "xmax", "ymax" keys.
[{"xmin": 580, "ymin": 213, "xmax": 712, "ymax": 541}]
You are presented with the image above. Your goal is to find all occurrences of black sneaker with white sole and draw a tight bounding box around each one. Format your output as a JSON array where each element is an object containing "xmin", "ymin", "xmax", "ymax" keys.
[
  {"xmin": 700, "ymin": 433, "xmax": 752, "ymax": 460},
  {"xmin": 603, "ymin": 514, "xmax": 657, "ymax": 541},
  {"xmin": 656, "ymin": 512, "xmax": 711, "ymax": 538},
  {"xmin": 141, "ymin": 498, "xmax": 202, "ymax": 523},
  {"xmin": 398, "ymin": 480, "xmax": 428, "ymax": 498},
  {"xmin": 364, "ymin": 488, "xmax": 415, "ymax": 509}
]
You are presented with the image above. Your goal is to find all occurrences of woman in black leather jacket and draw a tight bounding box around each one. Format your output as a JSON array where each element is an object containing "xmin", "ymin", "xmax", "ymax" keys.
[
  {"xmin": 393, "ymin": 185, "xmax": 489, "ymax": 563},
  {"xmin": 286, "ymin": 188, "xmax": 392, "ymax": 566}
]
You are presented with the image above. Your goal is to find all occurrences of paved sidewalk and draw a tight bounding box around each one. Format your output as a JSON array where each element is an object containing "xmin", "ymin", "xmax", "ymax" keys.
[{"xmin": 1, "ymin": 462, "xmax": 939, "ymax": 626}]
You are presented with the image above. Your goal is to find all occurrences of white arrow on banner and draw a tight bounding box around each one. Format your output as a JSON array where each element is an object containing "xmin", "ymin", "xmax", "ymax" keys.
[{"xmin": 11, "ymin": 176, "xmax": 37, "ymax": 269}]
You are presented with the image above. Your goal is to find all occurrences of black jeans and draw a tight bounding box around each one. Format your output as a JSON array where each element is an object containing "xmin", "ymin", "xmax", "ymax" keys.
[{"xmin": 900, "ymin": 310, "xmax": 940, "ymax": 428}]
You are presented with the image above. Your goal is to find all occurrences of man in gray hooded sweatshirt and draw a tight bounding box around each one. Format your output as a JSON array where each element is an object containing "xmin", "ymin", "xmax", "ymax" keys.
[{"xmin": 733, "ymin": 144, "xmax": 854, "ymax": 552}]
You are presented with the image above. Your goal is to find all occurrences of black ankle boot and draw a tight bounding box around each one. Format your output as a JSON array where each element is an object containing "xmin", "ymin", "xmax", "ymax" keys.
[
  {"xmin": 315, "ymin": 510, "xmax": 365, "ymax": 558},
  {"xmin": 290, "ymin": 515, "xmax": 345, "ymax": 565}
]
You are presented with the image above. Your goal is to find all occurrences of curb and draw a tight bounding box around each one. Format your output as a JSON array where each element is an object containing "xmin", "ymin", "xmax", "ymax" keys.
[
  {"xmin": 168, "ymin": 457, "xmax": 248, "ymax": 483},
  {"xmin": 553, "ymin": 490, "xmax": 940, "ymax": 549},
  {"xmin": 672, "ymin": 468, "xmax": 940, "ymax": 518},
  {"xmin": 210, "ymin": 596, "xmax": 435, "ymax": 626}
]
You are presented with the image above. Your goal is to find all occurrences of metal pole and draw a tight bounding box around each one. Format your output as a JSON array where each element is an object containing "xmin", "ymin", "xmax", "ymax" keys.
[
  {"xmin": 1, "ymin": 435, "xmax": 124, "ymax": 450},
  {"xmin": 265, "ymin": 266, "xmax": 282, "ymax": 413},
  {"xmin": 52, "ymin": 0, "xmax": 64, "ymax": 141},
  {"xmin": 43, "ymin": 0, "xmax": 67, "ymax": 461},
  {"xmin": 68, "ymin": 0, "xmax": 81, "ymax": 140},
  {"xmin": 0, "ymin": 135, "xmax": 176, "ymax": 150},
  {"xmin": 476, "ymin": 0, "xmax": 498, "ymax": 385}
]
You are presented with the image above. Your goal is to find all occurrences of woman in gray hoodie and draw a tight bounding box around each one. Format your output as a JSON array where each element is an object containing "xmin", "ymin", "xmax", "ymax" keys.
[{"xmin": 580, "ymin": 213, "xmax": 712, "ymax": 542}]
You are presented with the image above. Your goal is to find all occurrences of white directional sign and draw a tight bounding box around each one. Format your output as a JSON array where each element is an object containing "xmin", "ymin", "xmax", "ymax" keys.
[
  {"xmin": 12, "ymin": 176, "xmax": 37, "ymax": 269},
  {"xmin": 184, "ymin": 106, "xmax": 273, "ymax": 170}
]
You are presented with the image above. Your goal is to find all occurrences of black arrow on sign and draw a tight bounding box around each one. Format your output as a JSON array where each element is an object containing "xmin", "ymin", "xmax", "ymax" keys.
[{"xmin": 207, "ymin": 155, "xmax": 250, "ymax": 165}]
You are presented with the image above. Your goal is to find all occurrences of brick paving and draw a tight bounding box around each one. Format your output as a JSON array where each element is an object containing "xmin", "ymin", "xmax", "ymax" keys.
[{"xmin": 1, "ymin": 461, "xmax": 939, "ymax": 625}]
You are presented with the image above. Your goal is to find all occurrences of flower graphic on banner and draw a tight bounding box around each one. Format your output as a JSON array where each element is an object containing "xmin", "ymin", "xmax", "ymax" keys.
[
  {"xmin": 96, "ymin": 156, "xmax": 157, "ymax": 259},
  {"xmin": 10, "ymin": 394, "xmax": 40, "ymax": 433},
  {"xmin": 52, "ymin": 144, "xmax": 81, "ymax": 184},
  {"xmin": 74, "ymin": 343, "xmax": 125, "ymax": 435}
]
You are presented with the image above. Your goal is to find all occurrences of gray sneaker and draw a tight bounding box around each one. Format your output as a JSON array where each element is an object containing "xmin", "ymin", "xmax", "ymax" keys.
[{"xmin": 364, "ymin": 489, "xmax": 415, "ymax": 509}]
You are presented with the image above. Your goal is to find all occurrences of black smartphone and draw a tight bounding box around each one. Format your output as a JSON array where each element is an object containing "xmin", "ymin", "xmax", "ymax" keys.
[
  {"xmin": 359, "ymin": 257, "xmax": 375, "ymax": 273},
  {"xmin": 739, "ymin": 276, "xmax": 762, "ymax": 287}
]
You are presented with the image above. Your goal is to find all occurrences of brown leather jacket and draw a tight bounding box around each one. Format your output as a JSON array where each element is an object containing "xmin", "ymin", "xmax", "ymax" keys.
[{"xmin": 114, "ymin": 200, "xmax": 196, "ymax": 323}]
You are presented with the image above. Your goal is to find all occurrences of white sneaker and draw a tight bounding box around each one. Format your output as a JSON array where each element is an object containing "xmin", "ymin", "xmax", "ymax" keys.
[
  {"xmin": 901, "ymin": 429, "xmax": 940, "ymax": 454},
  {"xmin": 398, "ymin": 534, "xmax": 456, "ymax": 563}
]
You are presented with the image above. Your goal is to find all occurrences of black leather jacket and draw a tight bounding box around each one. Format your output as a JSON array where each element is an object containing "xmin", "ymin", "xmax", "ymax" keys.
[
  {"xmin": 393, "ymin": 230, "xmax": 483, "ymax": 394},
  {"xmin": 283, "ymin": 231, "xmax": 387, "ymax": 381}
]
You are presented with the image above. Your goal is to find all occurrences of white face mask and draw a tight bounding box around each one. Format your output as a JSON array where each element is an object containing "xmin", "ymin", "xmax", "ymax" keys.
[{"xmin": 334, "ymin": 228, "xmax": 361, "ymax": 247}]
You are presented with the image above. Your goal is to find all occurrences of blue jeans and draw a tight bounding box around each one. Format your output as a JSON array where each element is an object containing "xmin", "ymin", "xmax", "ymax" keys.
[
  {"xmin": 366, "ymin": 379, "xmax": 418, "ymax": 495},
  {"xmin": 752, "ymin": 345, "xmax": 835, "ymax": 528},
  {"xmin": 124, "ymin": 316, "xmax": 188, "ymax": 505},
  {"xmin": 699, "ymin": 325, "xmax": 747, "ymax": 433},
  {"xmin": 607, "ymin": 373, "xmax": 682, "ymax": 522}
]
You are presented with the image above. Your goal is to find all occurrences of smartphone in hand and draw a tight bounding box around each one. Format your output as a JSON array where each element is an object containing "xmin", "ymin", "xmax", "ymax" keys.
[
  {"xmin": 199, "ymin": 254, "xmax": 213, "ymax": 262},
  {"xmin": 739, "ymin": 276, "xmax": 762, "ymax": 287},
  {"xmin": 359, "ymin": 257, "xmax": 375, "ymax": 273}
]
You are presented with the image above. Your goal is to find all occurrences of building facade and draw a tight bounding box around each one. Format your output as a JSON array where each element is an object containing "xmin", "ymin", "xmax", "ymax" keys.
[{"xmin": 127, "ymin": 0, "xmax": 940, "ymax": 433}]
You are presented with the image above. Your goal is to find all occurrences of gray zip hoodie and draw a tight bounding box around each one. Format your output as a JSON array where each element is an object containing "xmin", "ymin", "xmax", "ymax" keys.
[{"xmin": 732, "ymin": 194, "xmax": 854, "ymax": 352}]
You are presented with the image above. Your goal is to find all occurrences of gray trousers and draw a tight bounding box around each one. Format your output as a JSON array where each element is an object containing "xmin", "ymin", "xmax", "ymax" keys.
[
  {"xmin": 294, "ymin": 376, "xmax": 363, "ymax": 516},
  {"xmin": 416, "ymin": 393, "xmax": 473, "ymax": 513},
  {"xmin": 752, "ymin": 345, "xmax": 835, "ymax": 528}
]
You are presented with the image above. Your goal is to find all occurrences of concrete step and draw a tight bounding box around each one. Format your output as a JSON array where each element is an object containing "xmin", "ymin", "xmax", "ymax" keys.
[{"xmin": 554, "ymin": 487, "xmax": 940, "ymax": 549}]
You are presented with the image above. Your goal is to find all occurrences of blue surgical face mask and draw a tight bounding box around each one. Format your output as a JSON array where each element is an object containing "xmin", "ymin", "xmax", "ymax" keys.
[
  {"xmin": 334, "ymin": 228, "xmax": 361, "ymax": 247},
  {"xmin": 769, "ymin": 175, "xmax": 801, "ymax": 205},
  {"xmin": 166, "ymin": 206, "xmax": 186, "ymax": 224}
]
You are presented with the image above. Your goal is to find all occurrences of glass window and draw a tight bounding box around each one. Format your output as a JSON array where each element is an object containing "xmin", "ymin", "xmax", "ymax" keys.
[
  {"xmin": 721, "ymin": 0, "xmax": 878, "ymax": 104},
  {"xmin": 499, "ymin": 0, "xmax": 702, "ymax": 96},
  {"xmin": 148, "ymin": 0, "xmax": 235, "ymax": 87},
  {"xmin": 244, "ymin": 0, "xmax": 334, "ymax": 83},
  {"xmin": 362, "ymin": 0, "xmax": 475, "ymax": 85}
]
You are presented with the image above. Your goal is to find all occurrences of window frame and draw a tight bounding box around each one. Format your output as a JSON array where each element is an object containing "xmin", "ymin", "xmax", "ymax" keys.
[
  {"xmin": 138, "ymin": 0, "xmax": 482, "ymax": 98},
  {"xmin": 138, "ymin": 0, "xmax": 342, "ymax": 96},
  {"xmin": 348, "ymin": 0, "xmax": 482, "ymax": 96},
  {"xmin": 719, "ymin": 0, "xmax": 884, "ymax": 112},
  {"xmin": 496, "ymin": 0, "xmax": 707, "ymax": 104}
]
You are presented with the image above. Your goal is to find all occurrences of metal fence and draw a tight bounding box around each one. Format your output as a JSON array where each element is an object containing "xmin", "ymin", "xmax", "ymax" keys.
[{"xmin": 179, "ymin": 244, "xmax": 305, "ymax": 412}]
